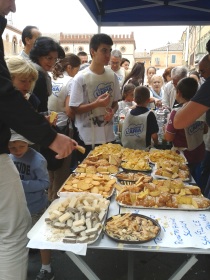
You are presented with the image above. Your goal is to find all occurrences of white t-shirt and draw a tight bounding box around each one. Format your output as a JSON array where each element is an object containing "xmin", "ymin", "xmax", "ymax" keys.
[
  {"xmin": 162, "ymin": 81, "xmax": 176, "ymax": 109},
  {"xmin": 48, "ymin": 72, "xmax": 73, "ymax": 127},
  {"xmin": 117, "ymin": 100, "xmax": 136, "ymax": 116},
  {"xmin": 121, "ymin": 111, "xmax": 150, "ymax": 149},
  {"xmin": 106, "ymin": 66, "xmax": 125, "ymax": 89},
  {"xmin": 70, "ymin": 67, "xmax": 121, "ymax": 145}
]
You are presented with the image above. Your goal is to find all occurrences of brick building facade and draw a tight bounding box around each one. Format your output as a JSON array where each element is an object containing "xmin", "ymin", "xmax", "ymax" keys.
[
  {"xmin": 56, "ymin": 32, "xmax": 136, "ymax": 67},
  {"xmin": 2, "ymin": 24, "xmax": 23, "ymax": 56}
]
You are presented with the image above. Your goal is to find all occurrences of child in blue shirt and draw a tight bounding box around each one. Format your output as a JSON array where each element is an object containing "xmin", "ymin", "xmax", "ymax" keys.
[{"xmin": 9, "ymin": 131, "xmax": 49, "ymax": 215}]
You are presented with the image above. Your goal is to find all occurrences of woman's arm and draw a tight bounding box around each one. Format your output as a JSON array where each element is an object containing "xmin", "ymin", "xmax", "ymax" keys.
[
  {"xmin": 65, "ymin": 96, "xmax": 75, "ymax": 120},
  {"xmin": 173, "ymin": 101, "xmax": 208, "ymax": 129}
]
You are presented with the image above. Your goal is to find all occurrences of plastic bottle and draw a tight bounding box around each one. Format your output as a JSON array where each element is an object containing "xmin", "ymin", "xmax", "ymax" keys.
[
  {"xmin": 118, "ymin": 115, "xmax": 125, "ymax": 140},
  {"xmin": 163, "ymin": 106, "xmax": 170, "ymax": 125},
  {"xmin": 155, "ymin": 106, "xmax": 165, "ymax": 144},
  {"xmin": 162, "ymin": 106, "xmax": 172, "ymax": 148},
  {"xmin": 117, "ymin": 106, "xmax": 130, "ymax": 141},
  {"xmin": 123, "ymin": 105, "xmax": 130, "ymax": 116},
  {"xmin": 113, "ymin": 113, "xmax": 119, "ymax": 140}
]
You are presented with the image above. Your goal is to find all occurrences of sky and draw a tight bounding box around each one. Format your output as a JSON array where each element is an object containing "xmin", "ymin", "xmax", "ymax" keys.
[{"xmin": 9, "ymin": 0, "xmax": 187, "ymax": 52}]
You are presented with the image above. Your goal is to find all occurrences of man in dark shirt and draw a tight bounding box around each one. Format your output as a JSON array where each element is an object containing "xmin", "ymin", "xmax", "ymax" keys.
[{"xmin": 0, "ymin": 1, "xmax": 76, "ymax": 279}]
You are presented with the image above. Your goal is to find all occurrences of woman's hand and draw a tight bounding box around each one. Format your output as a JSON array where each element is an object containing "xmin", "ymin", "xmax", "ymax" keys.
[{"xmin": 155, "ymin": 99, "xmax": 162, "ymax": 108}]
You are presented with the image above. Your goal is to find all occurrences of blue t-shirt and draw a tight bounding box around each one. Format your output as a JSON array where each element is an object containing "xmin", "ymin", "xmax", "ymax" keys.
[{"xmin": 9, "ymin": 147, "xmax": 49, "ymax": 215}]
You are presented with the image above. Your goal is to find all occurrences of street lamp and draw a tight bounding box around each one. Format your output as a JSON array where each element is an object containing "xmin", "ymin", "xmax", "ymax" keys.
[{"xmin": 166, "ymin": 42, "xmax": 170, "ymax": 68}]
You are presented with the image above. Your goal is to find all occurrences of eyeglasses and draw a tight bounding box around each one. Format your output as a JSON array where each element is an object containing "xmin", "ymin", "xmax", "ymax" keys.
[
  {"xmin": 110, "ymin": 61, "xmax": 120, "ymax": 65},
  {"xmin": 43, "ymin": 56, "xmax": 58, "ymax": 63},
  {"xmin": 199, "ymin": 69, "xmax": 206, "ymax": 76},
  {"xmin": 199, "ymin": 67, "xmax": 210, "ymax": 76}
]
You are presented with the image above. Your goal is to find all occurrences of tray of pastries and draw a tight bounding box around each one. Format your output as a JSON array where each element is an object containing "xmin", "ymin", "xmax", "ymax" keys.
[
  {"xmin": 149, "ymin": 149, "xmax": 187, "ymax": 164},
  {"xmin": 115, "ymin": 171, "xmax": 153, "ymax": 185},
  {"xmin": 45, "ymin": 194, "xmax": 110, "ymax": 244},
  {"xmin": 152, "ymin": 160, "xmax": 190, "ymax": 181},
  {"xmin": 121, "ymin": 158, "xmax": 152, "ymax": 173},
  {"xmin": 75, "ymin": 153, "xmax": 121, "ymax": 174},
  {"xmin": 58, "ymin": 173, "xmax": 118, "ymax": 198},
  {"xmin": 121, "ymin": 148, "xmax": 150, "ymax": 161},
  {"xmin": 115, "ymin": 179, "xmax": 210, "ymax": 210},
  {"xmin": 104, "ymin": 213, "xmax": 161, "ymax": 243},
  {"xmin": 89, "ymin": 143, "xmax": 123, "ymax": 157}
]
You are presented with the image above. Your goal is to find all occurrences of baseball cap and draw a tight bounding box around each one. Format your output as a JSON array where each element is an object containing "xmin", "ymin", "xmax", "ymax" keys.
[{"xmin": 10, "ymin": 130, "xmax": 33, "ymax": 145}]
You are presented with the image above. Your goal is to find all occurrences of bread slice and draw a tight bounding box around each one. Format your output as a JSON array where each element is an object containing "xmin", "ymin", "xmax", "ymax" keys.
[
  {"xmin": 192, "ymin": 196, "xmax": 210, "ymax": 209},
  {"xmin": 49, "ymin": 111, "xmax": 58, "ymax": 123},
  {"xmin": 76, "ymin": 145, "xmax": 86, "ymax": 154},
  {"xmin": 109, "ymin": 154, "xmax": 121, "ymax": 166}
]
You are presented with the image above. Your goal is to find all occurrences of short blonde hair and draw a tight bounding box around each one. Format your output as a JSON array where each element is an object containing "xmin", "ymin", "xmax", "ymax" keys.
[
  {"xmin": 6, "ymin": 56, "xmax": 38, "ymax": 92},
  {"xmin": 150, "ymin": 74, "xmax": 163, "ymax": 84}
]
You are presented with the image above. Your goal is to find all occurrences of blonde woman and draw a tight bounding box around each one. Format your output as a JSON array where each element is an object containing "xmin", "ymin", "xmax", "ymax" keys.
[
  {"xmin": 149, "ymin": 74, "xmax": 163, "ymax": 108},
  {"xmin": 6, "ymin": 56, "xmax": 40, "ymax": 110}
]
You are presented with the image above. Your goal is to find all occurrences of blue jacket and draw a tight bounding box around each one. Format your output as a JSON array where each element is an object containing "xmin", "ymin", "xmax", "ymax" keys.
[{"xmin": 10, "ymin": 148, "xmax": 49, "ymax": 214}]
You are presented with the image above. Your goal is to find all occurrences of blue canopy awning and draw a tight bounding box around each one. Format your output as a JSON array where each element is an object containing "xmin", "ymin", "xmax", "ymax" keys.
[{"xmin": 79, "ymin": 0, "xmax": 210, "ymax": 26}]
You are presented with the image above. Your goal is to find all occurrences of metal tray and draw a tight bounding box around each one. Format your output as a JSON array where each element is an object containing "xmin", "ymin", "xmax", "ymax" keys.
[
  {"xmin": 120, "ymin": 166, "xmax": 152, "ymax": 173},
  {"xmin": 57, "ymin": 173, "xmax": 116, "ymax": 199},
  {"xmin": 152, "ymin": 169, "xmax": 191, "ymax": 182},
  {"xmin": 104, "ymin": 213, "xmax": 161, "ymax": 244},
  {"xmin": 116, "ymin": 201, "xmax": 210, "ymax": 211},
  {"xmin": 115, "ymin": 171, "xmax": 153, "ymax": 185}
]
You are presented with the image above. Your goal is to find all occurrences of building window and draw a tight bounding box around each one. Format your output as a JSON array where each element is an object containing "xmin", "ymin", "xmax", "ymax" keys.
[
  {"xmin": 120, "ymin": 46, "xmax": 126, "ymax": 53},
  {"xmin": 171, "ymin": 55, "xmax": 176, "ymax": 63},
  {"xmin": 155, "ymin": 57, "xmax": 160, "ymax": 65},
  {"xmin": 78, "ymin": 46, "xmax": 83, "ymax": 52},
  {"xmin": 12, "ymin": 36, "xmax": 17, "ymax": 54},
  {"xmin": 64, "ymin": 46, "xmax": 69, "ymax": 52}
]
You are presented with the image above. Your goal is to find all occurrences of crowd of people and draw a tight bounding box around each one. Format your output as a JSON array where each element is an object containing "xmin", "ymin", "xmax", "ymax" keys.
[{"xmin": 1, "ymin": 1, "xmax": 210, "ymax": 280}]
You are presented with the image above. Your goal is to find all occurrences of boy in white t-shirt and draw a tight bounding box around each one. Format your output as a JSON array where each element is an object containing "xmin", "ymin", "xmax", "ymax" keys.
[
  {"xmin": 121, "ymin": 86, "xmax": 159, "ymax": 149},
  {"xmin": 70, "ymin": 33, "xmax": 121, "ymax": 162}
]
